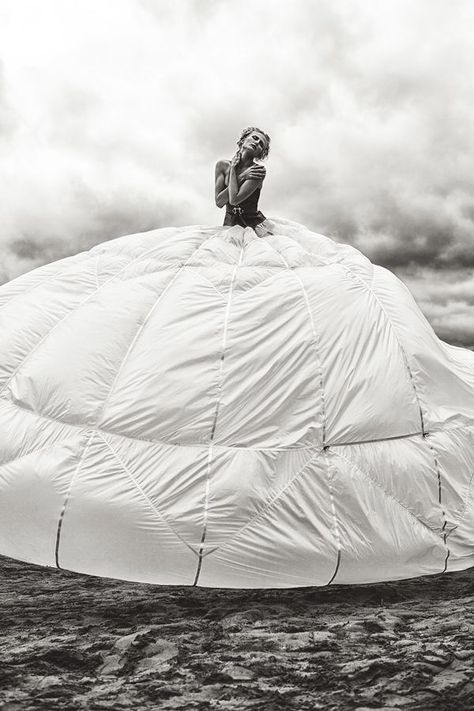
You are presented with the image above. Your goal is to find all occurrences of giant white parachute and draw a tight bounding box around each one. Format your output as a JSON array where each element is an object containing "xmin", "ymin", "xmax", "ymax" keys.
[{"xmin": 0, "ymin": 218, "xmax": 472, "ymax": 587}]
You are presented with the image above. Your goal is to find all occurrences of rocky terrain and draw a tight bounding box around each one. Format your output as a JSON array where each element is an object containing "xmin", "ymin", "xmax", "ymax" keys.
[{"xmin": 0, "ymin": 556, "xmax": 472, "ymax": 710}]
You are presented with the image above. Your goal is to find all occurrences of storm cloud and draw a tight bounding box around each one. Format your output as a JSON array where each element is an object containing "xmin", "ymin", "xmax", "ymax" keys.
[{"xmin": 0, "ymin": 0, "xmax": 473, "ymax": 343}]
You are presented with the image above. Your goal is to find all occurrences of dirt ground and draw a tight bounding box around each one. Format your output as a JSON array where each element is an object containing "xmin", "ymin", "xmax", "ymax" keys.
[{"xmin": 0, "ymin": 556, "xmax": 472, "ymax": 711}]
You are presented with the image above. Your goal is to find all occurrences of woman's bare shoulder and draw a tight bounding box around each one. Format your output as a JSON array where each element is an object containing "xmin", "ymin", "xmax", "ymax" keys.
[{"xmin": 215, "ymin": 159, "xmax": 230, "ymax": 173}]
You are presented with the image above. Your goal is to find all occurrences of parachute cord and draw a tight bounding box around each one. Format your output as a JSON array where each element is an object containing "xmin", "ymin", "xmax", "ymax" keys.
[
  {"xmin": 193, "ymin": 241, "xmax": 245, "ymax": 586},
  {"xmin": 192, "ymin": 443, "xmax": 213, "ymax": 586},
  {"xmin": 324, "ymin": 449, "xmax": 342, "ymax": 585},
  {"xmin": 423, "ymin": 434, "xmax": 451, "ymax": 572},
  {"xmin": 55, "ymin": 430, "xmax": 95, "ymax": 569}
]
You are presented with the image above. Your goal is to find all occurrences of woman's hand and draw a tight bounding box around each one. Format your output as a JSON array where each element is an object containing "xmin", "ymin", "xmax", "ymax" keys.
[{"xmin": 239, "ymin": 164, "xmax": 266, "ymax": 182}]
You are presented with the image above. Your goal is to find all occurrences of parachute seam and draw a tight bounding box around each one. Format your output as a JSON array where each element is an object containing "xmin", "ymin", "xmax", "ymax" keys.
[
  {"xmin": 423, "ymin": 435, "xmax": 451, "ymax": 572},
  {"xmin": 95, "ymin": 232, "xmax": 221, "ymax": 429},
  {"xmin": 90, "ymin": 264, "xmax": 335, "ymax": 272},
  {"xmin": 2, "ymin": 397, "xmax": 473, "ymax": 451},
  {"xmin": 331, "ymin": 448, "xmax": 450, "ymax": 549},
  {"xmin": 193, "ymin": 241, "xmax": 245, "ymax": 586},
  {"xmin": 55, "ymin": 430, "xmax": 95, "ymax": 569},
  {"xmin": 96, "ymin": 432, "xmax": 199, "ymax": 557},
  {"xmin": 201, "ymin": 450, "xmax": 322, "ymax": 559},
  {"xmin": 322, "ymin": 450, "xmax": 343, "ymax": 584},
  {"xmin": 261, "ymin": 236, "xmax": 342, "ymax": 582},
  {"xmin": 334, "ymin": 431, "xmax": 423, "ymax": 446},
  {"xmin": 262, "ymin": 237, "xmax": 327, "ymax": 446},
  {"xmin": 0, "ymin": 397, "xmax": 323, "ymax": 450},
  {"xmin": 0, "ymin": 231, "xmax": 220, "ymax": 400}
]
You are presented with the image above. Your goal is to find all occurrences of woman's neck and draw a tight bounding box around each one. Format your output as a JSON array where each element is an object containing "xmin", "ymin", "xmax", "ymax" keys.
[{"xmin": 239, "ymin": 148, "xmax": 255, "ymax": 169}]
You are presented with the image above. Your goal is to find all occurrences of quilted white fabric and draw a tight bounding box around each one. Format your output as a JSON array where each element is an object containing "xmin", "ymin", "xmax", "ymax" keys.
[{"xmin": 0, "ymin": 217, "xmax": 472, "ymax": 587}]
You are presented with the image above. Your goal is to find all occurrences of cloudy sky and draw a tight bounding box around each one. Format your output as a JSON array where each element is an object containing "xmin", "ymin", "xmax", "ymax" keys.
[{"xmin": 0, "ymin": 0, "xmax": 473, "ymax": 345}]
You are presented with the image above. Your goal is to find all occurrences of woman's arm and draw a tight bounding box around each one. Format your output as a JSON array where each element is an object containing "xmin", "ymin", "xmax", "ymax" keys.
[
  {"xmin": 215, "ymin": 157, "xmax": 266, "ymax": 208},
  {"xmin": 228, "ymin": 152, "xmax": 264, "ymax": 205},
  {"xmin": 215, "ymin": 160, "xmax": 229, "ymax": 208},
  {"xmin": 229, "ymin": 173, "xmax": 263, "ymax": 205},
  {"xmin": 228, "ymin": 159, "xmax": 240, "ymax": 204}
]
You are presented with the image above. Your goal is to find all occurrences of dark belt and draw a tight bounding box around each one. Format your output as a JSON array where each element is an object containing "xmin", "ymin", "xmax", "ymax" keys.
[
  {"xmin": 227, "ymin": 206, "xmax": 245, "ymax": 216},
  {"xmin": 225, "ymin": 205, "xmax": 265, "ymax": 227}
]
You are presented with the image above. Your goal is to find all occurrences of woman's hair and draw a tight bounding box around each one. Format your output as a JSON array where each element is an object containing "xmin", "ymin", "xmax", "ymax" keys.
[{"xmin": 237, "ymin": 126, "xmax": 271, "ymax": 160}]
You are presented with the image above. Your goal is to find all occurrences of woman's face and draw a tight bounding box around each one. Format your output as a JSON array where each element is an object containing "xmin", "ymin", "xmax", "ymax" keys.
[{"xmin": 241, "ymin": 131, "xmax": 267, "ymax": 158}]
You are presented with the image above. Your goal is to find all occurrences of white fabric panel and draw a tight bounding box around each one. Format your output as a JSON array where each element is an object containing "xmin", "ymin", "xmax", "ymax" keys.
[
  {"xmin": 199, "ymin": 455, "xmax": 339, "ymax": 588},
  {"xmin": 372, "ymin": 265, "xmax": 474, "ymax": 430},
  {"xmin": 0, "ymin": 216, "xmax": 472, "ymax": 587},
  {"xmin": 58, "ymin": 432, "xmax": 196, "ymax": 584},
  {"xmin": 242, "ymin": 233, "xmax": 300, "ymax": 269},
  {"xmin": 229, "ymin": 265, "xmax": 283, "ymax": 298},
  {"xmin": 426, "ymin": 427, "xmax": 474, "ymax": 525},
  {"xmin": 447, "ymin": 499, "xmax": 474, "ymax": 572},
  {"xmin": 327, "ymin": 450, "xmax": 447, "ymax": 583},
  {"xmin": 7, "ymin": 276, "xmax": 170, "ymax": 425},
  {"xmin": 442, "ymin": 342, "xmax": 474, "ymax": 389},
  {"xmin": 268, "ymin": 221, "xmax": 374, "ymax": 283},
  {"xmin": 94, "ymin": 254, "xmax": 131, "ymax": 286},
  {"xmin": 299, "ymin": 265, "xmax": 421, "ymax": 443},
  {"xmin": 0, "ymin": 259, "xmax": 97, "ymax": 389},
  {"xmin": 99, "ymin": 269, "xmax": 228, "ymax": 442},
  {"xmin": 337, "ymin": 437, "xmax": 446, "ymax": 533},
  {"xmin": 0, "ymin": 431, "xmax": 85, "ymax": 567},
  {"xmin": 0, "ymin": 253, "xmax": 87, "ymax": 307},
  {"xmin": 197, "ymin": 447, "xmax": 314, "ymax": 549},
  {"xmin": 0, "ymin": 398, "xmax": 80, "ymax": 462},
  {"xmin": 215, "ymin": 271, "xmax": 324, "ymax": 448},
  {"xmin": 90, "ymin": 226, "xmax": 204, "ymax": 260},
  {"xmin": 96, "ymin": 432, "xmax": 208, "ymax": 550}
]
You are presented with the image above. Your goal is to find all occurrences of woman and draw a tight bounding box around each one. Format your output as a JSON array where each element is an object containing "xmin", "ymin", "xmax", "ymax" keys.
[
  {"xmin": 214, "ymin": 126, "xmax": 274, "ymax": 237},
  {"xmin": 0, "ymin": 128, "xmax": 472, "ymax": 588}
]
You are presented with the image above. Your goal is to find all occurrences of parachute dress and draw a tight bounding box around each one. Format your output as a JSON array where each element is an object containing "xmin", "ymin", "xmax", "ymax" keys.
[{"xmin": 0, "ymin": 187, "xmax": 473, "ymax": 588}]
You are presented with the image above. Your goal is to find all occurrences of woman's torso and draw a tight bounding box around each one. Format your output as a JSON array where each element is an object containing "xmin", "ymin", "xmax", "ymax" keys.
[{"xmin": 223, "ymin": 160, "xmax": 265, "ymax": 227}]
